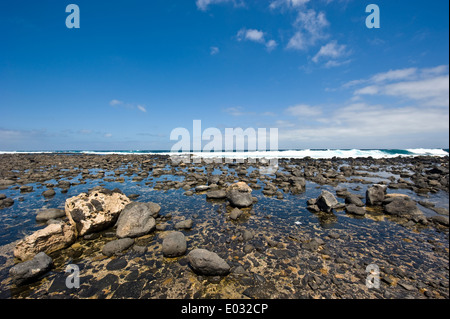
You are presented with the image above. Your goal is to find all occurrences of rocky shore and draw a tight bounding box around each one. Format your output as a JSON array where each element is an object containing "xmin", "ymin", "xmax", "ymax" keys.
[{"xmin": 0, "ymin": 153, "xmax": 448, "ymax": 299}]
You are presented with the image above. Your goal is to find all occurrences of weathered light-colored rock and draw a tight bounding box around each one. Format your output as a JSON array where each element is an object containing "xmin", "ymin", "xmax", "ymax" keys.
[
  {"xmin": 14, "ymin": 222, "xmax": 76, "ymax": 261},
  {"xmin": 65, "ymin": 188, "xmax": 131, "ymax": 236}
]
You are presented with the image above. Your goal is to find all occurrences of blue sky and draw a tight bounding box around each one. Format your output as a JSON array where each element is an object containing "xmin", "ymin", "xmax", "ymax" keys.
[{"xmin": 0, "ymin": 0, "xmax": 448, "ymax": 151}]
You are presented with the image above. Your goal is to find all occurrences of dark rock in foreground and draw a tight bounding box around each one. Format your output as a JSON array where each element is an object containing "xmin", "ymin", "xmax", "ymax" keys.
[
  {"xmin": 9, "ymin": 252, "xmax": 53, "ymax": 286},
  {"xmin": 366, "ymin": 184, "xmax": 387, "ymax": 206},
  {"xmin": 316, "ymin": 190, "xmax": 339, "ymax": 213}
]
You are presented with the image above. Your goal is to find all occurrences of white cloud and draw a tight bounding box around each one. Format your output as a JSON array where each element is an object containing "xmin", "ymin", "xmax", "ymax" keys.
[
  {"xmin": 109, "ymin": 99, "xmax": 123, "ymax": 106},
  {"xmin": 104, "ymin": 133, "xmax": 113, "ymax": 138},
  {"xmin": 110, "ymin": 99, "xmax": 148, "ymax": 112},
  {"xmin": 370, "ymin": 68, "xmax": 417, "ymax": 83},
  {"xmin": 210, "ymin": 46, "xmax": 220, "ymax": 55},
  {"xmin": 269, "ymin": 0, "xmax": 310, "ymax": 10},
  {"xmin": 286, "ymin": 9, "xmax": 329, "ymax": 51},
  {"xmin": 237, "ymin": 28, "xmax": 265, "ymax": 43},
  {"xmin": 196, "ymin": 0, "xmax": 244, "ymax": 11},
  {"xmin": 312, "ymin": 40, "xmax": 349, "ymax": 63},
  {"xmin": 237, "ymin": 28, "xmax": 277, "ymax": 51},
  {"xmin": 285, "ymin": 104, "xmax": 322, "ymax": 117},
  {"xmin": 265, "ymin": 39, "xmax": 278, "ymax": 52},
  {"xmin": 279, "ymin": 103, "xmax": 449, "ymax": 146},
  {"xmin": 354, "ymin": 85, "xmax": 379, "ymax": 95},
  {"xmin": 224, "ymin": 106, "xmax": 247, "ymax": 116},
  {"xmin": 137, "ymin": 105, "xmax": 147, "ymax": 113},
  {"xmin": 346, "ymin": 65, "xmax": 449, "ymax": 108}
]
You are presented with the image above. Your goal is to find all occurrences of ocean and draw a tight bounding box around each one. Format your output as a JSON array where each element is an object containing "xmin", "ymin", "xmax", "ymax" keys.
[{"xmin": 1, "ymin": 148, "xmax": 449, "ymax": 158}]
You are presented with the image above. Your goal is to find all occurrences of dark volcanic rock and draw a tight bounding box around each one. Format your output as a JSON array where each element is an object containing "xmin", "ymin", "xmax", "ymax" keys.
[
  {"xmin": 366, "ymin": 184, "xmax": 387, "ymax": 206},
  {"xmin": 9, "ymin": 252, "xmax": 53, "ymax": 286},
  {"xmin": 316, "ymin": 190, "xmax": 338, "ymax": 213},
  {"xmin": 162, "ymin": 231, "xmax": 187, "ymax": 257}
]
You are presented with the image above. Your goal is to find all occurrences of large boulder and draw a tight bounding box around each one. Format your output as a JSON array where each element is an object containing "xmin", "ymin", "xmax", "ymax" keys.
[
  {"xmin": 162, "ymin": 231, "xmax": 187, "ymax": 257},
  {"xmin": 65, "ymin": 188, "xmax": 131, "ymax": 236},
  {"xmin": 9, "ymin": 252, "xmax": 53, "ymax": 286},
  {"xmin": 116, "ymin": 202, "xmax": 160, "ymax": 238},
  {"xmin": 187, "ymin": 248, "xmax": 230, "ymax": 276},
  {"xmin": 316, "ymin": 190, "xmax": 339, "ymax": 213},
  {"xmin": 14, "ymin": 222, "xmax": 76, "ymax": 261},
  {"xmin": 226, "ymin": 182, "xmax": 253, "ymax": 208},
  {"xmin": 366, "ymin": 184, "xmax": 387, "ymax": 206}
]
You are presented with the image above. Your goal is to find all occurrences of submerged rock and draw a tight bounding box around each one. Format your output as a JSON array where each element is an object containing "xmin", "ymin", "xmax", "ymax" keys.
[{"xmin": 102, "ymin": 238, "xmax": 135, "ymax": 257}]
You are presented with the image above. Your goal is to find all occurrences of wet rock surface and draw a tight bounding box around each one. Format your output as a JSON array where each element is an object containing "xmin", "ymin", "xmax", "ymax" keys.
[{"xmin": 0, "ymin": 153, "xmax": 448, "ymax": 299}]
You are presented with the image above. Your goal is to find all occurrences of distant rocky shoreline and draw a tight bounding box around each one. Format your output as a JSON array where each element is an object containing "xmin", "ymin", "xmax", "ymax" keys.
[{"xmin": 0, "ymin": 153, "xmax": 448, "ymax": 299}]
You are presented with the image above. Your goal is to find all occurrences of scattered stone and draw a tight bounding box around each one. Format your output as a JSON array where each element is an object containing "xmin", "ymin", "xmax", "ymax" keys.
[
  {"xmin": 175, "ymin": 219, "xmax": 193, "ymax": 230},
  {"xmin": 20, "ymin": 185, "xmax": 33, "ymax": 193},
  {"xmin": 206, "ymin": 190, "xmax": 227, "ymax": 199},
  {"xmin": 187, "ymin": 248, "xmax": 230, "ymax": 276},
  {"xmin": 230, "ymin": 208, "xmax": 243, "ymax": 220},
  {"xmin": 316, "ymin": 190, "xmax": 339, "ymax": 213},
  {"xmin": 35, "ymin": 208, "xmax": 66, "ymax": 222},
  {"xmin": 346, "ymin": 204, "xmax": 366, "ymax": 216},
  {"xmin": 226, "ymin": 182, "xmax": 253, "ymax": 208},
  {"xmin": 116, "ymin": 202, "xmax": 160, "ymax": 238},
  {"xmin": 102, "ymin": 238, "xmax": 135, "ymax": 257},
  {"xmin": 162, "ymin": 231, "xmax": 187, "ymax": 257},
  {"xmin": 345, "ymin": 194, "xmax": 365, "ymax": 207},
  {"xmin": 9, "ymin": 252, "xmax": 53, "ymax": 286},
  {"xmin": 42, "ymin": 189, "xmax": 56, "ymax": 198}
]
